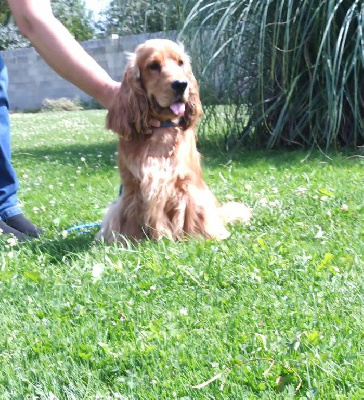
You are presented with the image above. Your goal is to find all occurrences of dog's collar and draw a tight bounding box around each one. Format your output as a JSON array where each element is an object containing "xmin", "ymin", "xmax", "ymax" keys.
[
  {"xmin": 159, "ymin": 117, "xmax": 184, "ymax": 128},
  {"xmin": 160, "ymin": 121, "xmax": 177, "ymax": 128}
]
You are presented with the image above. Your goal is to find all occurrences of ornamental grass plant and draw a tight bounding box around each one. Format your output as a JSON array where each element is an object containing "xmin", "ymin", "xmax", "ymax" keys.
[{"xmin": 182, "ymin": 0, "xmax": 364, "ymax": 149}]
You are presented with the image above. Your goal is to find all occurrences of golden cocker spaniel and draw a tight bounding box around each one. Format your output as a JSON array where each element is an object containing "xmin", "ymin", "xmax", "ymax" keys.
[{"xmin": 98, "ymin": 39, "xmax": 251, "ymax": 243}]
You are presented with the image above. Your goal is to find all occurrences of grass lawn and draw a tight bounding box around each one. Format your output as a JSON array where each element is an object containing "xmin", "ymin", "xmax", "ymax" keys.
[{"xmin": 1, "ymin": 110, "xmax": 363, "ymax": 399}]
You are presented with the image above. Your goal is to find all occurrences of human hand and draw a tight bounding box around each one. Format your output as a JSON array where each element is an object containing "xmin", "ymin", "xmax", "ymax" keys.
[{"xmin": 146, "ymin": 118, "xmax": 160, "ymax": 134}]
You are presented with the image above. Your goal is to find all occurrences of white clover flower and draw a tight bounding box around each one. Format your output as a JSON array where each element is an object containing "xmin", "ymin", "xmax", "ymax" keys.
[
  {"xmin": 179, "ymin": 308, "xmax": 188, "ymax": 316},
  {"xmin": 259, "ymin": 197, "xmax": 268, "ymax": 207},
  {"xmin": 269, "ymin": 200, "xmax": 280, "ymax": 207},
  {"xmin": 341, "ymin": 204, "xmax": 348, "ymax": 211},
  {"xmin": 92, "ymin": 263, "xmax": 105, "ymax": 282},
  {"xmin": 7, "ymin": 237, "xmax": 18, "ymax": 247},
  {"xmin": 252, "ymin": 273, "xmax": 262, "ymax": 282},
  {"xmin": 314, "ymin": 226, "xmax": 325, "ymax": 239},
  {"xmin": 296, "ymin": 187, "xmax": 307, "ymax": 195}
]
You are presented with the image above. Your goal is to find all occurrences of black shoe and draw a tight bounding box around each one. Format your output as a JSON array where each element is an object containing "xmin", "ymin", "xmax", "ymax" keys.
[
  {"xmin": 0, "ymin": 220, "xmax": 27, "ymax": 241},
  {"xmin": 3, "ymin": 214, "xmax": 43, "ymax": 238}
]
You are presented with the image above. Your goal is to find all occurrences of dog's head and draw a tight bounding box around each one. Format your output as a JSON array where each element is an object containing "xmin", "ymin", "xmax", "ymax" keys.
[{"xmin": 107, "ymin": 39, "xmax": 203, "ymax": 140}]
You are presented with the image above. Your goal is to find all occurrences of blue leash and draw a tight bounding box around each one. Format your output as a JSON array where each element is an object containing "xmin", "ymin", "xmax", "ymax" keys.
[
  {"xmin": 67, "ymin": 184, "xmax": 124, "ymax": 235},
  {"xmin": 66, "ymin": 222, "xmax": 102, "ymax": 235}
]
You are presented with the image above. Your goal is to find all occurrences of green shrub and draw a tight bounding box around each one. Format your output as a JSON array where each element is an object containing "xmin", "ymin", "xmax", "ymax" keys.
[{"xmin": 41, "ymin": 97, "xmax": 83, "ymax": 112}]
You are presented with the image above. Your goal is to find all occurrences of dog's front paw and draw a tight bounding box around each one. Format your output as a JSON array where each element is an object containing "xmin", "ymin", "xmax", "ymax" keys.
[
  {"xmin": 215, "ymin": 227, "xmax": 231, "ymax": 240},
  {"xmin": 219, "ymin": 202, "xmax": 252, "ymax": 225}
]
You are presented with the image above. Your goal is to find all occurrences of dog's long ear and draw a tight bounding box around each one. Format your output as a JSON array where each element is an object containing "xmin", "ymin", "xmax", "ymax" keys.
[
  {"xmin": 182, "ymin": 64, "xmax": 204, "ymax": 130},
  {"xmin": 107, "ymin": 55, "xmax": 149, "ymax": 140}
]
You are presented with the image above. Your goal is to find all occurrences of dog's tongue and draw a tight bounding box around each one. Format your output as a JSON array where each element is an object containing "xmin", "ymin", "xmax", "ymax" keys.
[{"xmin": 170, "ymin": 102, "xmax": 186, "ymax": 116}]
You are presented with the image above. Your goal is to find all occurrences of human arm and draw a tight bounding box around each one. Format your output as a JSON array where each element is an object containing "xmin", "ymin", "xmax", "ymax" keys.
[{"xmin": 7, "ymin": 0, "xmax": 119, "ymax": 109}]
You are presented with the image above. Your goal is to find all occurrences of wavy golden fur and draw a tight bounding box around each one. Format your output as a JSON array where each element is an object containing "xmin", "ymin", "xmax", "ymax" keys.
[{"xmin": 98, "ymin": 39, "xmax": 251, "ymax": 243}]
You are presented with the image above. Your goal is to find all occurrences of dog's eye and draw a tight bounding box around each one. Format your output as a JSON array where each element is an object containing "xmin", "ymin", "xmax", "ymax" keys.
[
  {"xmin": 148, "ymin": 62, "xmax": 161, "ymax": 71},
  {"xmin": 178, "ymin": 59, "xmax": 184, "ymax": 67}
]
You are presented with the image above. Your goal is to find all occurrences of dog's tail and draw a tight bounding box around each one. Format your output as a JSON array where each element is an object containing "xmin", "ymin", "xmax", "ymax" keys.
[{"xmin": 219, "ymin": 202, "xmax": 252, "ymax": 225}]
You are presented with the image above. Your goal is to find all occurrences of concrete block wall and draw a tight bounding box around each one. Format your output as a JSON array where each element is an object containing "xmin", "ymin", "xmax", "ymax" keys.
[{"xmin": 2, "ymin": 32, "xmax": 175, "ymax": 111}]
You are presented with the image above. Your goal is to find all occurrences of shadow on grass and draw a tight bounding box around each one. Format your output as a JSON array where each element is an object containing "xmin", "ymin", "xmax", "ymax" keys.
[
  {"xmin": 12, "ymin": 134, "xmax": 341, "ymax": 172},
  {"xmin": 12, "ymin": 141, "xmax": 118, "ymax": 169},
  {"xmin": 26, "ymin": 232, "xmax": 99, "ymax": 262}
]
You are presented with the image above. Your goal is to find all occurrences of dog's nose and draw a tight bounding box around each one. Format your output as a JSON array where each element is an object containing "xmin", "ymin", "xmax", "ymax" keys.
[{"xmin": 171, "ymin": 80, "xmax": 188, "ymax": 95}]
